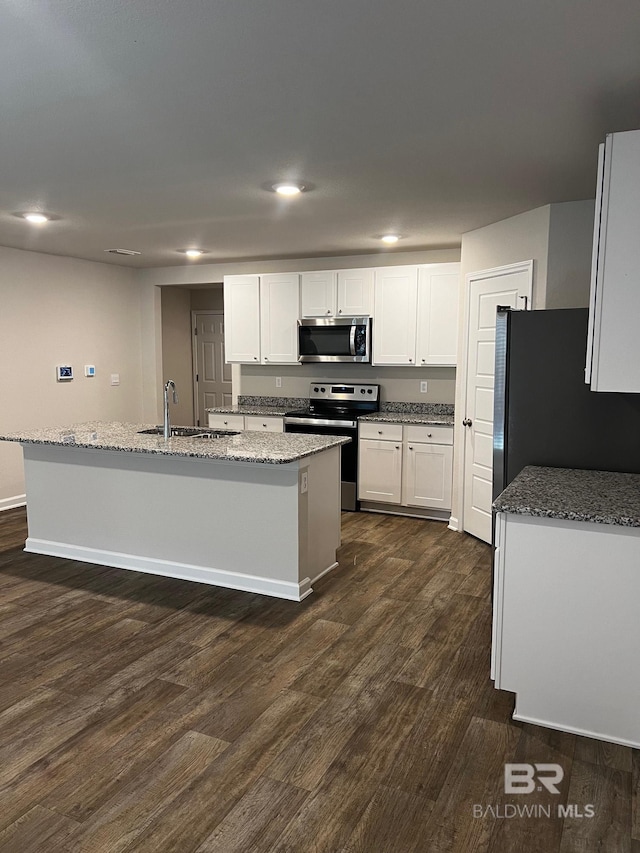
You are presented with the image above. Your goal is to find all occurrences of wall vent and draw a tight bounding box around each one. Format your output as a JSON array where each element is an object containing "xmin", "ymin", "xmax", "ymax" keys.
[{"xmin": 104, "ymin": 248, "xmax": 142, "ymax": 256}]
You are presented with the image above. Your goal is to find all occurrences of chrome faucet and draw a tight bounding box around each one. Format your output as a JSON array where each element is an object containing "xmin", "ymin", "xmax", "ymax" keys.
[{"xmin": 163, "ymin": 380, "xmax": 178, "ymax": 439}]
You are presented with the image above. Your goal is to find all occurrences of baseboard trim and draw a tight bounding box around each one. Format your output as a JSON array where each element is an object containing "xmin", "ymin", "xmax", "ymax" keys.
[
  {"xmin": 359, "ymin": 502, "xmax": 450, "ymax": 522},
  {"xmin": 512, "ymin": 710, "xmax": 640, "ymax": 750},
  {"xmin": 447, "ymin": 515, "xmax": 459, "ymax": 532},
  {"xmin": 0, "ymin": 495, "xmax": 26, "ymax": 512},
  {"xmin": 24, "ymin": 537, "xmax": 313, "ymax": 601}
]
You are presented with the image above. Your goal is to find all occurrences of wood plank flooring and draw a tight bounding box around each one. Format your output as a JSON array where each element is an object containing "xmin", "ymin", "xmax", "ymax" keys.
[{"xmin": 0, "ymin": 505, "xmax": 637, "ymax": 852}]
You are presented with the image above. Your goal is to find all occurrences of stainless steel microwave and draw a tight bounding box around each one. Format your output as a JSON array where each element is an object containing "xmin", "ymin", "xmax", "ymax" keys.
[{"xmin": 297, "ymin": 317, "xmax": 372, "ymax": 363}]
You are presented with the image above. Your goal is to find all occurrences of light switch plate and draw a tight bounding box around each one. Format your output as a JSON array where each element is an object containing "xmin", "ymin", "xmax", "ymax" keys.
[{"xmin": 110, "ymin": 373, "xmax": 120, "ymax": 386}]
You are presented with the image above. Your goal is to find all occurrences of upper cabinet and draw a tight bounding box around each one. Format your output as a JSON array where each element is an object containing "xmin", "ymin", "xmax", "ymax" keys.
[
  {"xmin": 224, "ymin": 273, "xmax": 299, "ymax": 364},
  {"xmin": 373, "ymin": 264, "xmax": 460, "ymax": 366},
  {"xmin": 300, "ymin": 268, "xmax": 373, "ymax": 318},
  {"xmin": 223, "ymin": 275, "xmax": 261, "ymax": 363},
  {"xmin": 259, "ymin": 273, "xmax": 300, "ymax": 364},
  {"xmin": 587, "ymin": 129, "xmax": 640, "ymax": 392},
  {"xmin": 416, "ymin": 264, "xmax": 460, "ymax": 366},
  {"xmin": 373, "ymin": 266, "xmax": 419, "ymax": 365}
]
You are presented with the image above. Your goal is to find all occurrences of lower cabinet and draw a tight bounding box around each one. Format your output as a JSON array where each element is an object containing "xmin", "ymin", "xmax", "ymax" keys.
[
  {"xmin": 358, "ymin": 422, "xmax": 453, "ymax": 516},
  {"xmin": 358, "ymin": 439, "xmax": 403, "ymax": 503},
  {"xmin": 207, "ymin": 413, "xmax": 284, "ymax": 432}
]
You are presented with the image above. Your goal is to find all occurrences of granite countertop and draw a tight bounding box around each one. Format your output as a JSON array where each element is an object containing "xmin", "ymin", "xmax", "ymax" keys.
[
  {"xmin": 358, "ymin": 411, "xmax": 454, "ymax": 426},
  {"xmin": 0, "ymin": 422, "xmax": 350, "ymax": 465},
  {"xmin": 206, "ymin": 404, "xmax": 292, "ymax": 416},
  {"xmin": 206, "ymin": 395, "xmax": 306, "ymax": 417},
  {"xmin": 493, "ymin": 466, "xmax": 640, "ymax": 528}
]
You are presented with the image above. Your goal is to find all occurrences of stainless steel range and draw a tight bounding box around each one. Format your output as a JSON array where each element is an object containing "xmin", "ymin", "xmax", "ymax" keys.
[{"xmin": 284, "ymin": 382, "xmax": 380, "ymax": 511}]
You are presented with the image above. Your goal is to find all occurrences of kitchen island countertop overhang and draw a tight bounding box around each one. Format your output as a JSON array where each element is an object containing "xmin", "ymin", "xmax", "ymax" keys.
[{"xmin": 0, "ymin": 422, "xmax": 351, "ymax": 601}]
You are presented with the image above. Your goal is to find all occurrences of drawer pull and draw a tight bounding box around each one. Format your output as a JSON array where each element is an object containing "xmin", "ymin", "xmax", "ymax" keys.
[
  {"xmin": 378, "ymin": 430, "xmax": 383, "ymax": 434},
  {"xmin": 395, "ymin": 445, "xmax": 400, "ymax": 450},
  {"xmin": 427, "ymin": 433, "xmax": 432, "ymax": 437},
  {"xmin": 262, "ymin": 423, "xmax": 267, "ymax": 427}
]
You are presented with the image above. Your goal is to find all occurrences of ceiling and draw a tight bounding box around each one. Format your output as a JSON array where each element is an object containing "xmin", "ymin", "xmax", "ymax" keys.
[{"xmin": 1, "ymin": 0, "xmax": 639, "ymax": 269}]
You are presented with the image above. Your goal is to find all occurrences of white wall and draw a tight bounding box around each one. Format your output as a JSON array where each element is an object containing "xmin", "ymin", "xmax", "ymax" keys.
[
  {"xmin": 0, "ymin": 246, "xmax": 152, "ymax": 508},
  {"xmin": 546, "ymin": 200, "xmax": 595, "ymax": 309},
  {"xmin": 161, "ymin": 287, "xmax": 195, "ymax": 425}
]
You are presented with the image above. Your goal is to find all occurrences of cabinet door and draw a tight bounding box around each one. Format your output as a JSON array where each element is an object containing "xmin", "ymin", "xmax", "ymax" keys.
[
  {"xmin": 416, "ymin": 264, "xmax": 460, "ymax": 366},
  {"xmin": 337, "ymin": 269, "xmax": 374, "ymax": 316},
  {"xmin": 372, "ymin": 267, "xmax": 418, "ymax": 365},
  {"xmin": 358, "ymin": 439, "xmax": 402, "ymax": 503},
  {"xmin": 260, "ymin": 274, "xmax": 300, "ymax": 364},
  {"xmin": 300, "ymin": 271, "xmax": 337, "ymax": 317},
  {"xmin": 403, "ymin": 442, "xmax": 453, "ymax": 509},
  {"xmin": 223, "ymin": 275, "xmax": 261, "ymax": 363},
  {"xmin": 207, "ymin": 413, "xmax": 245, "ymax": 430},
  {"xmin": 587, "ymin": 129, "xmax": 640, "ymax": 392}
]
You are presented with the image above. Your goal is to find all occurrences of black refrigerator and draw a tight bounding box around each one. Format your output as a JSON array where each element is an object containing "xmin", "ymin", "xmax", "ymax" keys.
[{"xmin": 493, "ymin": 307, "xmax": 640, "ymax": 499}]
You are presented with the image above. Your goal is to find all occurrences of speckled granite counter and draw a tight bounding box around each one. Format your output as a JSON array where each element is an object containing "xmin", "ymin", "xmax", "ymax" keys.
[
  {"xmin": 493, "ymin": 466, "xmax": 640, "ymax": 527},
  {"xmin": 0, "ymin": 421, "xmax": 350, "ymax": 465},
  {"xmin": 359, "ymin": 411, "xmax": 454, "ymax": 426},
  {"xmin": 206, "ymin": 395, "xmax": 306, "ymax": 417}
]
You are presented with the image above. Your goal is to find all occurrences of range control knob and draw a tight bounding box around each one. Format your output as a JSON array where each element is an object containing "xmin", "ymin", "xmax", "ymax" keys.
[
  {"xmin": 313, "ymin": 387, "xmax": 319, "ymax": 392},
  {"xmin": 360, "ymin": 388, "xmax": 366, "ymax": 394},
  {"xmin": 320, "ymin": 387, "xmax": 326, "ymax": 392},
  {"xmin": 367, "ymin": 389, "xmax": 373, "ymax": 394}
]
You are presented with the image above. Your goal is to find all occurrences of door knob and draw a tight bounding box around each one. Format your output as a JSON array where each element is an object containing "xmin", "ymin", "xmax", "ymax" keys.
[{"xmin": 462, "ymin": 418, "xmax": 473, "ymax": 427}]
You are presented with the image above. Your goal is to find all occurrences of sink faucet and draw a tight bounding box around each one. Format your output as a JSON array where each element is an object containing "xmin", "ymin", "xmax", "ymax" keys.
[{"xmin": 163, "ymin": 380, "xmax": 178, "ymax": 439}]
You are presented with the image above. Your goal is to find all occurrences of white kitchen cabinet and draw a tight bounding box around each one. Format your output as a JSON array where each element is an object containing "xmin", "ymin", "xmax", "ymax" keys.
[
  {"xmin": 587, "ymin": 128, "xmax": 640, "ymax": 392},
  {"xmin": 259, "ymin": 273, "xmax": 300, "ymax": 364},
  {"xmin": 207, "ymin": 413, "xmax": 284, "ymax": 432},
  {"xmin": 358, "ymin": 439, "xmax": 402, "ymax": 503},
  {"xmin": 223, "ymin": 275, "xmax": 261, "ymax": 364},
  {"xmin": 359, "ymin": 422, "xmax": 453, "ymax": 514},
  {"xmin": 207, "ymin": 413, "xmax": 245, "ymax": 430},
  {"xmin": 493, "ymin": 510, "xmax": 640, "ymax": 747},
  {"xmin": 372, "ymin": 266, "xmax": 419, "ymax": 365},
  {"xmin": 337, "ymin": 269, "xmax": 374, "ymax": 316},
  {"xmin": 243, "ymin": 415, "xmax": 284, "ymax": 432},
  {"xmin": 300, "ymin": 268, "xmax": 373, "ymax": 318},
  {"xmin": 300, "ymin": 271, "xmax": 337, "ymax": 317},
  {"xmin": 416, "ymin": 264, "xmax": 460, "ymax": 366}
]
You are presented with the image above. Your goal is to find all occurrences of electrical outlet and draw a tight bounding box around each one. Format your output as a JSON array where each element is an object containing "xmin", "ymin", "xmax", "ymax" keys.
[
  {"xmin": 300, "ymin": 471, "xmax": 308, "ymax": 494},
  {"xmin": 420, "ymin": 381, "xmax": 428, "ymax": 393},
  {"xmin": 276, "ymin": 377, "xmax": 282, "ymax": 388}
]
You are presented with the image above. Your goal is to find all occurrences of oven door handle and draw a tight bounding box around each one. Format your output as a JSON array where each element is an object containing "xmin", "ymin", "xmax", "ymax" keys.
[
  {"xmin": 284, "ymin": 417, "xmax": 357, "ymax": 429},
  {"xmin": 349, "ymin": 324, "xmax": 356, "ymax": 356}
]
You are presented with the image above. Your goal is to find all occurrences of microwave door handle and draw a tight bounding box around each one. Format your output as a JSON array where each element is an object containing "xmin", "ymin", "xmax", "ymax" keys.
[{"xmin": 349, "ymin": 324, "xmax": 356, "ymax": 356}]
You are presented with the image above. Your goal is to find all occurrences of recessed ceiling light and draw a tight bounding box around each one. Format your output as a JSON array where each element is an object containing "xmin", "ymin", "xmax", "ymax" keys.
[
  {"xmin": 272, "ymin": 182, "xmax": 305, "ymax": 196},
  {"xmin": 380, "ymin": 234, "xmax": 401, "ymax": 244},
  {"xmin": 177, "ymin": 249, "xmax": 208, "ymax": 258},
  {"xmin": 21, "ymin": 212, "xmax": 50, "ymax": 224}
]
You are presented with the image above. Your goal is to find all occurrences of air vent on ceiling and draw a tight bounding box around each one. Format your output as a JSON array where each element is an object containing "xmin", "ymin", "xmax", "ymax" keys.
[{"xmin": 104, "ymin": 248, "xmax": 142, "ymax": 256}]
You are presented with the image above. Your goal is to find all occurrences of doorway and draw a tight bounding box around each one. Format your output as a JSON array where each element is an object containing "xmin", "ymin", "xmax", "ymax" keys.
[{"xmin": 461, "ymin": 262, "xmax": 533, "ymax": 543}]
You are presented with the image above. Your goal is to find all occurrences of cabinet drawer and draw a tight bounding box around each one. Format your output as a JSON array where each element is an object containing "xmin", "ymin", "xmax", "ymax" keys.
[
  {"xmin": 207, "ymin": 413, "xmax": 245, "ymax": 430},
  {"xmin": 244, "ymin": 415, "xmax": 284, "ymax": 432},
  {"xmin": 359, "ymin": 422, "xmax": 403, "ymax": 442},
  {"xmin": 404, "ymin": 425, "xmax": 453, "ymax": 445}
]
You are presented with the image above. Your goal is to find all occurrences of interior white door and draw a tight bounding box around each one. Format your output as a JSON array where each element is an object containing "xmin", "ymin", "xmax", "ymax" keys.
[
  {"xmin": 462, "ymin": 262, "xmax": 532, "ymax": 543},
  {"xmin": 192, "ymin": 312, "xmax": 233, "ymax": 426}
]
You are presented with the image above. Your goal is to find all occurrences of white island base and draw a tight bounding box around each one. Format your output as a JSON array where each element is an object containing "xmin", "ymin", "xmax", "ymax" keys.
[{"xmin": 22, "ymin": 443, "xmax": 342, "ymax": 601}]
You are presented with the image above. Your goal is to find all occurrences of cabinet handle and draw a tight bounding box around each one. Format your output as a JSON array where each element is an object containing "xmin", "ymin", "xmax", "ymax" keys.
[
  {"xmin": 395, "ymin": 445, "xmax": 400, "ymax": 449},
  {"xmin": 378, "ymin": 430, "xmax": 383, "ymax": 434},
  {"xmin": 327, "ymin": 309, "xmax": 331, "ymax": 314},
  {"xmin": 421, "ymin": 358, "xmax": 426, "ymax": 363},
  {"xmin": 409, "ymin": 446, "xmax": 414, "ymax": 450},
  {"xmin": 408, "ymin": 358, "xmax": 413, "ymax": 363},
  {"xmin": 254, "ymin": 356, "xmax": 258, "ymax": 360},
  {"xmin": 462, "ymin": 418, "xmax": 473, "ymax": 427},
  {"xmin": 338, "ymin": 309, "xmax": 342, "ymax": 314},
  {"xmin": 264, "ymin": 357, "xmax": 268, "ymax": 361},
  {"xmin": 224, "ymin": 421, "xmax": 228, "ymax": 425},
  {"xmin": 262, "ymin": 423, "xmax": 267, "ymax": 427},
  {"xmin": 427, "ymin": 433, "xmax": 432, "ymax": 438}
]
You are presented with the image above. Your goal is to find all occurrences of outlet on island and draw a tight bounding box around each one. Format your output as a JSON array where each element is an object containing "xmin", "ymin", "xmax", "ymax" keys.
[
  {"xmin": 276, "ymin": 377, "xmax": 282, "ymax": 388},
  {"xmin": 420, "ymin": 381, "xmax": 428, "ymax": 393}
]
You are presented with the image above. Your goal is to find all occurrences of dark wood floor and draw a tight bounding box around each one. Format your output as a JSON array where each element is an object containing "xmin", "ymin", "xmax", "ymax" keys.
[{"xmin": 0, "ymin": 506, "xmax": 637, "ymax": 852}]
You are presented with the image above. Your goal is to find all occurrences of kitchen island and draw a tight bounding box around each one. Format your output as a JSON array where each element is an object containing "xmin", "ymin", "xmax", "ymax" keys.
[
  {"xmin": 492, "ymin": 465, "xmax": 640, "ymax": 747},
  {"xmin": 0, "ymin": 422, "xmax": 350, "ymax": 601}
]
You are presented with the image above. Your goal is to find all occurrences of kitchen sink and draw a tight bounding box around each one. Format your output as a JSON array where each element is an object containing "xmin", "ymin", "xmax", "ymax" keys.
[{"xmin": 137, "ymin": 427, "xmax": 240, "ymax": 438}]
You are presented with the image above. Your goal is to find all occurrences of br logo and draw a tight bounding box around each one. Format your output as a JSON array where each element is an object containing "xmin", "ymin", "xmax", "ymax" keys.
[{"xmin": 504, "ymin": 763, "xmax": 564, "ymax": 795}]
